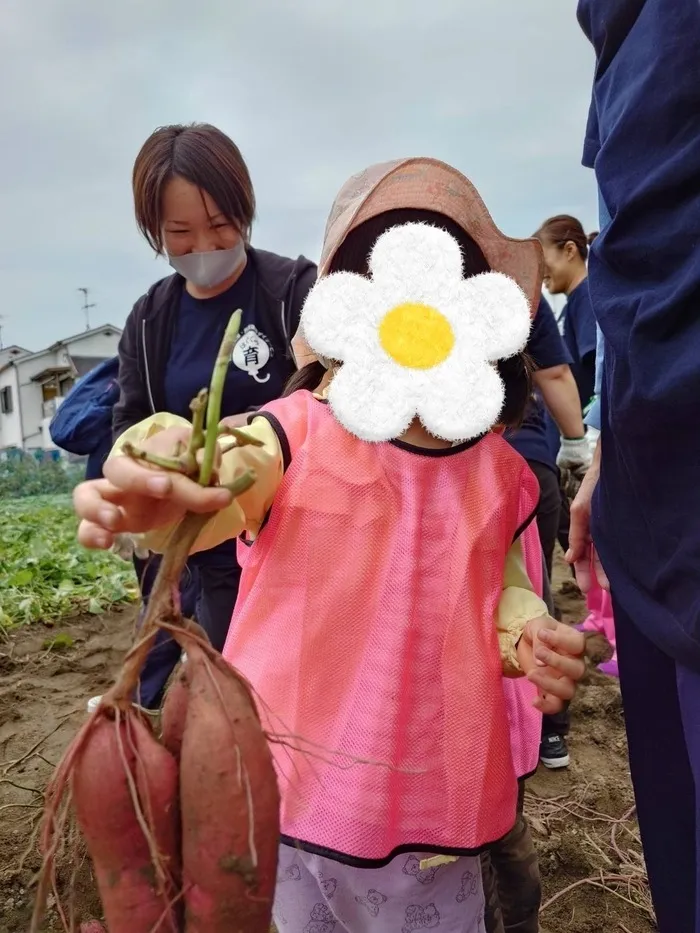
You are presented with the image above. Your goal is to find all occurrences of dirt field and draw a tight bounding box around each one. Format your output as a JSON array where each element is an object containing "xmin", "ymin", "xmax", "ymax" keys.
[{"xmin": 0, "ymin": 558, "xmax": 655, "ymax": 933}]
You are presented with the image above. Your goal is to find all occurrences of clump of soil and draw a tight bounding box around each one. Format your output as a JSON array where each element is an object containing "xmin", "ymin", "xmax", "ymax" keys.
[{"xmin": 0, "ymin": 556, "xmax": 653, "ymax": 932}]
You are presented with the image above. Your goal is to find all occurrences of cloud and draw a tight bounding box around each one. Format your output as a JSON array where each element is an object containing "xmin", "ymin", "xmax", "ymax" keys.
[{"xmin": 0, "ymin": 0, "xmax": 596, "ymax": 350}]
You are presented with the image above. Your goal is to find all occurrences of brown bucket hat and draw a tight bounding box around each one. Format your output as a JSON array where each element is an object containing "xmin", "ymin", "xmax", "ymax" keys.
[{"xmin": 319, "ymin": 157, "xmax": 543, "ymax": 316}]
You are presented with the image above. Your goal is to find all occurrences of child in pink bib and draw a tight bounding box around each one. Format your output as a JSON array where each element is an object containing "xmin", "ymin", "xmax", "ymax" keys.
[{"xmin": 74, "ymin": 159, "xmax": 586, "ymax": 933}]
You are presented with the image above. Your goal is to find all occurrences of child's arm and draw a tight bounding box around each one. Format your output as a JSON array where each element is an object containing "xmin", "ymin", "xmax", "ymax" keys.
[
  {"xmin": 496, "ymin": 538, "xmax": 549, "ymax": 677},
  {"xmin": 496, "ymin": 538, "xmax": 586, "ymax": 713}
]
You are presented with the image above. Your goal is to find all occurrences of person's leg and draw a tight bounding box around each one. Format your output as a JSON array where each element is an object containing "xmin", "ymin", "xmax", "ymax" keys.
[
  {"xmin": 556, "ymin": 485, "xmax": 571, "ymax": 558},
  {"xmin": 527, "ymin": 461, "xmax": 560, "ymax": 581},
  {"xmin": 487, "ymin": 781, "xmax": 541, "ymax": 933},
  {"xmin": 675, "ymin": 664, "xmax": 700, "ymax": 932},
  {"xmin": 480, "ymin": 850, "xmax": 506, "ymax": 933},
  {"xmin": 195, "ymin": 562, "xmax": 242, "ymax": 652},
  {"xmin": 133, "ymin": 557, "xmax": 200, "ymax": 709},
  {"xmin": 614, "ymin": 598, "xmax": 696, "ymax": 932}
]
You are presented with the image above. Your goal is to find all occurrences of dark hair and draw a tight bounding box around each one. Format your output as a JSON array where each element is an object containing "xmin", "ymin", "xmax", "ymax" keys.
[
  {"xmin": 535, "ymin": 214, "xmax": 592, "ymax": 261},
  {"xmin": 132, "ymin": 123, "xmax": 256, "ymax": 254},
  {"xmin": 286, "ymin": 208, "xmax": 531, "ymax": 428}
]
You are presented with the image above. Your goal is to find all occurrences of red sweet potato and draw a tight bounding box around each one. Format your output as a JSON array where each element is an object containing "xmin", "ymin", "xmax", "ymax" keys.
[
  {"xmin": 178, "ymin": 641, "xmax": 280, "ymax": 932},
  {"xmin": 70, "ymin": 713, "xmax": 182, "ymax": 933},
  {"xmin": 161, "ymin": 664, "xmax": 190, "ymax": 763}
]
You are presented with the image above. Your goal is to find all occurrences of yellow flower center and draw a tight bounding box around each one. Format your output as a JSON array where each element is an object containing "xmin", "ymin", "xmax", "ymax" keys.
[{"xmin": 379, "ymin": 302, "xmax": 454, "ymax": 369}]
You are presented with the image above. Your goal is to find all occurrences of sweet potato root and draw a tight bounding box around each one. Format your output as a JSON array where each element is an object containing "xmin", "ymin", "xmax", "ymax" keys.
[
  {"xmin": 179, "ymin": 639, "xmax": 280, "ymax": 933},
  {"xmin": 71, "ymin": 713, "xmax": 181, "ymax": 932},
  {"xmin": 34, "ymin": 313, "xmax": 281, "ymax": 932}
]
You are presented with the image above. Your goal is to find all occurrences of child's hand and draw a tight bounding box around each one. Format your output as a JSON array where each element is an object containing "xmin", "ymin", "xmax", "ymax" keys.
[
  {"xmin": 516, "ymin": 616, "xmax": 585, "ymax": 715},
  {"xmin": 73, "ymin": 426, "xmax": 233, "ymax": 550}
]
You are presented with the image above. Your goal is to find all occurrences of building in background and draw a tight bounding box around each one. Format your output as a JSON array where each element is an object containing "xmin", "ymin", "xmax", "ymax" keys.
[{"xmin": 0, "ymin": 324, "xmax": 121, "ymax": 455}]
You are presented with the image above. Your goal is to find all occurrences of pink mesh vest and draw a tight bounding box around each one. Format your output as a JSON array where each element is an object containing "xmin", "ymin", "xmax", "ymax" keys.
[{"xmin": 225, "ymin": 391, "xmax": 540, "ymax": 862}]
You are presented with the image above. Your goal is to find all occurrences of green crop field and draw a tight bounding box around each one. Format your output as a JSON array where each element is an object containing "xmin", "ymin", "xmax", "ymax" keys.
[{"xmin": 0, "ymin": 495, "xmax": 137, "ymax": 628}]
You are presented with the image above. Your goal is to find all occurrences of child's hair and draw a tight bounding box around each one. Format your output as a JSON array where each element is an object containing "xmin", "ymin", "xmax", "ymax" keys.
[
  {"xmin": 285, "ymin": 208, "xmax": 532, "ymax": 428},
  {"xmin": 534, "ymin": 214, "xmax": 597, "ymax": 261}
]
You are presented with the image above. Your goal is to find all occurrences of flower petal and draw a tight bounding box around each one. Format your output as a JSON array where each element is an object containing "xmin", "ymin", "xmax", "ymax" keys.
[
  {"xmin": 417, "ymin": 359, "xmax": 505, "ymax": 442},
  {"xmin": 454, "ymin": 272, "xmax": 532, "ymax": 361},
  {"xmin": 301, "ymin": 272, "xmax": 377, "ymax": 362},
  {"xmin": 328, "ymin": 357, "xmax": 417, "ymax": 442},
  {"xmin": 368, "ymin": 223, "xmax": 464, "ymax": 302}
]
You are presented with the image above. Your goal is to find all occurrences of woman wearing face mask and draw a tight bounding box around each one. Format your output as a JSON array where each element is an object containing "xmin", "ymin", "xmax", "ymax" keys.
[{"xmin": 113, "ymin": 123, "xmax": 316, "ymax": 709}]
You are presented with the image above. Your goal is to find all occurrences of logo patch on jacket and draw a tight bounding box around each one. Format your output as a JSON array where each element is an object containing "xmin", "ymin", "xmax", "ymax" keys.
[{"xmin": 232, "ymin": 325, "xmax": 274, "ymax": 383}]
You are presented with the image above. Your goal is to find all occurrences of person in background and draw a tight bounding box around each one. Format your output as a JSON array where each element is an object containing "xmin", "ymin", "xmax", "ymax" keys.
[
  {"xmin": 111, "ymin": 122, "xmax": 316, "ymax": 709},
  {"xmin": 534, "ymin": 218, "xmax": 616, "ymax": 681},
  {"xmin": 49, "ymin": 357, "xmax": 201, "ymax": 643},
  {"xmin": 571, "ymin": 1, "xmax": 700, "ymax": 929},
  {"xmin": 505, "ymin": 294, "xmax": 588, "ymax": 772},
  {"xmin": 534, "ymin": 215, "xmax": 597, "ymax": 412},
  {"xmin": 577, "ymin": 317, "xmax": 617, "ymax": 677}
]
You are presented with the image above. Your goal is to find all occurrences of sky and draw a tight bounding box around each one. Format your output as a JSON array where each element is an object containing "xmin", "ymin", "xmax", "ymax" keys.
[{"xmin": 0, "ymin": 0, "xmax": 596, "ymax": 350}]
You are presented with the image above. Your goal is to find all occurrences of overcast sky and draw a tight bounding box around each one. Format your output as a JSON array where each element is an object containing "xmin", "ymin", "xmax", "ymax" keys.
[{"xmin": 0, "ymin": 0, "xmax": 595, "ymax": 350}]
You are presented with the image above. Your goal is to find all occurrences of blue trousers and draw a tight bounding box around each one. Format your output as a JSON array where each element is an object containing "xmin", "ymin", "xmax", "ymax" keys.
[
  {"xmin": 614, "ymin": 597, "xmax": 700, "ymax": 932},
  {"xmin": 132, "ymin": 555, "xmax": 241, "ymax": 709}
]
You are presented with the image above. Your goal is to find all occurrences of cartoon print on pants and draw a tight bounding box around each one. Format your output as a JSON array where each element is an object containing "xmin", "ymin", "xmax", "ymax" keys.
[
  {"xmin": 277, "ymin": 863, "xmax": 301, "ymax": 883},
  {"xmin": 456, "ymin": 869, "xmax": 479, "ymax": 902},
  {"xmin": 319, "ymin": 875, "xmax": 337, "ymax": 899},
  {"xmin": 403, "ymin": 855, "xmax": 441, "ymax": 884},
  {"xmin": 402, "ymin": 903, "xmax": 441, "ymax": 933},
  {"xmin": 303, "ymin": 902, "xmax": 336, "ymax": 933},
  {"xmin": 355, "ymin": 889, "xmax": 388, "ymax": 917}
]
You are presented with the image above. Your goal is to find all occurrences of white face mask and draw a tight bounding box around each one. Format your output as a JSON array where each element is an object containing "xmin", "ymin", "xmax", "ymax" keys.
[{"xmin": 167, "ymin": 241, "xmax": 246, "ymax": 288}]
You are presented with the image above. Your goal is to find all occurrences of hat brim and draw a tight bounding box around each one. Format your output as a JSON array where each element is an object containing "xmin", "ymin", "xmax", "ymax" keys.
[{"xmin": 319, "ymin": 157, "xmax": 543, "ymax": 317}]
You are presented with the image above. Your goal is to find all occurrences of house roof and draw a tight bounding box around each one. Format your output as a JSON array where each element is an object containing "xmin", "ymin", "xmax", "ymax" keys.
[
  {"xmin": 46, "ymin": 323, "xmax": 122, "ymax": 352},
  {"xmin": 30, "ymin": 365, "xmax": 73, "ymax": 383},
  {"xmin": 0, "ymin": 324, "xmax": 122, "ymax": 373}
]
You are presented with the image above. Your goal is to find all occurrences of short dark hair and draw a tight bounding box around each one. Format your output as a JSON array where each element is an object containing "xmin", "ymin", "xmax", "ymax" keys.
[
  {"xmin": 534, "ymin": 214, "xmax": 593, "ymax": 261},
  {"xmin": 286, "ymin": 208, "xmax": 531, "ymax": 429},
  {"xmin": 132, "ymin": 123, "xmax": 256, "ymax": 254}
]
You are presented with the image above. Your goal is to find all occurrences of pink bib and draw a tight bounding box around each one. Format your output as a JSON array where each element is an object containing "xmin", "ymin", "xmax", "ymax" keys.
[{"xmin": 225, "ymin": 391, "xmax": 540, "ymax": 861}]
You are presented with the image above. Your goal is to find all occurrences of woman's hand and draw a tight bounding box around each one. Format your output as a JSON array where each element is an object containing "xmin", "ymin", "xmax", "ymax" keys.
[
  {"xmin": 566, "ymin": 436, "xmax": 609, "ymax": 592},
  {"xmin": 516, "ymin": 615, "xmax": 586, "ymax": 715},
  {"xmin": 73, "ymin": 426, "xmax": 232, "ymax": 550}
]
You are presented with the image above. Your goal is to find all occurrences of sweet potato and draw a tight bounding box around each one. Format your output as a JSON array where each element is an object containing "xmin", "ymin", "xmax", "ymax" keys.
[
  {"xmin": 34, "ymin": 315, "xmax": 281, "ymax": 931},
  {"xmin": 70, "ymin": 713, "xmax": 181, "ymax": 933},
  {"xmin": 161, "ymin": 663, "xmax": 190, "ymax": 763},
  {"xmin": 179, "ymin": 640, "xmax": 280, "ymax": 932}
]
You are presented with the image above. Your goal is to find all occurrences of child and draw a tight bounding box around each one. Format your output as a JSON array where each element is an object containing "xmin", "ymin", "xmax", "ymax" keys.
[{"xmin": 73, "ymin": 158, "xmax": 585, "ymax": 932}]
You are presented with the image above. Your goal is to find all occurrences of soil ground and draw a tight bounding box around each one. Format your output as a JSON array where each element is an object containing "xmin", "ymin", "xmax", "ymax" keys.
[{"xmin": 0, "ymin": 554, "xmax": 655, "ymax": 932}]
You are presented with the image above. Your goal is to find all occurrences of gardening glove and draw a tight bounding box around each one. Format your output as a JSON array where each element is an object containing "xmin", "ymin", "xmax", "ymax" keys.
[
  {"xmin": 557, "ymin": 435, "xmax": 593, "ymax": 472},
  {"xmin": 111, "ymin": 533, "xmax": 149, "ymax": 562}
]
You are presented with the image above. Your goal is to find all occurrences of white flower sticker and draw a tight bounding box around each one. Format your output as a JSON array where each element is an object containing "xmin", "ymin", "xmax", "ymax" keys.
[{"xmin": 301, "ymin": 222, "xmax": 532, "ymax": 442}]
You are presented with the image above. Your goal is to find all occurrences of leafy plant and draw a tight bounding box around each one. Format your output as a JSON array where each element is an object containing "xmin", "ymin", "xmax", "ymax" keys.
[
  {"xmin": 0, "ymin": 495, "xmax": 137, "ymax": 628},
  {"xmin": 0, "ymin": 456, "xmax": 84, "ymax": 499}
]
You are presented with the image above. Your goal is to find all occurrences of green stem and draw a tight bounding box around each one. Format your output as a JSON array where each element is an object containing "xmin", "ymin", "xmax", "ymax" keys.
[
  {"xmin": 222, "ymin": 469, "xmax": 257, "ymax": 497},
  {"xmin": 188, "ymin": 389, "xmax": 208, "ymax": 457},
  {"xmin": 121, "ymin": 442, "xmax": 194, "ymax": 475},
  {"xmin": 199, "ymin": 310, "xmax": 242, "ymax": 487},
  {"xmin": 218, "ymin": 426, "xmax": 264, "ymax": 447}
]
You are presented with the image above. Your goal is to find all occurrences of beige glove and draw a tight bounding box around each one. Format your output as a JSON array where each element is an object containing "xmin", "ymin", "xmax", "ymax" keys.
[{"xmin": 111, "ymin": 533, "xmax": 149, "ymax": 562}]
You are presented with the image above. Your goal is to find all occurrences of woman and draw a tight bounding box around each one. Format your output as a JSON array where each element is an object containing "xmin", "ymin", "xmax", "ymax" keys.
[
  {"xmin": 114, "ymin": 123, "xmax": 316, "ymax": 708},
  {"xmin": 534, "ymin": 215, "xmax": 597, "ymax": 412}
]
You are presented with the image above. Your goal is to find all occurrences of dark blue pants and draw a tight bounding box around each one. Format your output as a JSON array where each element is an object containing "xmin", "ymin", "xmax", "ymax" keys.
[
  {"xmin": 132, "ymin": 555, "xmax": 241, "ymax": 709},
  {"xmin": 614, "ymin": 597, "xmax": 700, "ymax": 932}
]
